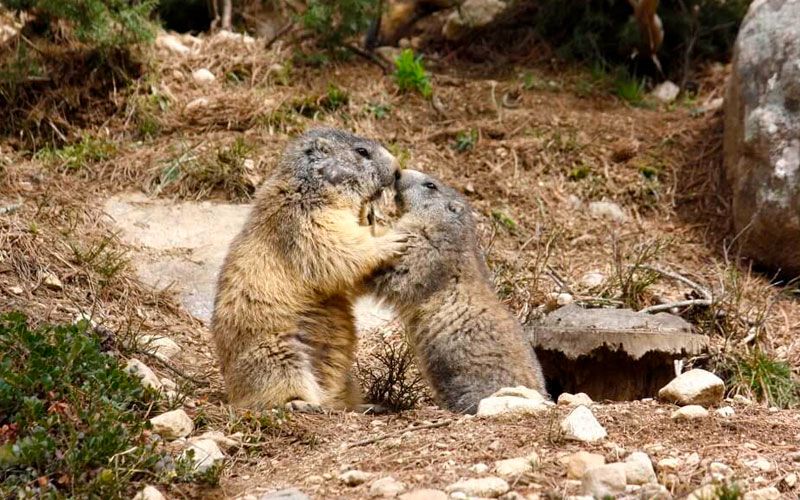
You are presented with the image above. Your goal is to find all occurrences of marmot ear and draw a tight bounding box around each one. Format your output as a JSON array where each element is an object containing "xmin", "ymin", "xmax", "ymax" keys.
[{"xmin": 447, "ymin": 200, "xmax": 464, "ymax": 214}]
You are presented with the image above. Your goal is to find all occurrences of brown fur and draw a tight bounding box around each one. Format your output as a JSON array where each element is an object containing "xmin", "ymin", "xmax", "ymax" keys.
[
  {"xmin": 212, "ymin": 129, "xmax": 406, "ymax": 411},
  {"xmin": 366, "ymin": 170, "xmax": 547, "ymax": 414}
]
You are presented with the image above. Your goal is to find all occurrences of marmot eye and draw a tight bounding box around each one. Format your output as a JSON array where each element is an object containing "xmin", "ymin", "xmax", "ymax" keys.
[
  {"xmin": 355, "ymin": 147, "xmax": 371, "ymax": 159},
  {"xmin": 423, "ymin": 181, "xmax": 438, "ymax": 190}
]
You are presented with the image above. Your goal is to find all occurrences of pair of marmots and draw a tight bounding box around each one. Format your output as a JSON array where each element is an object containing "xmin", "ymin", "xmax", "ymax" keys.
[{"xmin": 211, "ymin": 128, "xmax": 546, "ymax": 414}]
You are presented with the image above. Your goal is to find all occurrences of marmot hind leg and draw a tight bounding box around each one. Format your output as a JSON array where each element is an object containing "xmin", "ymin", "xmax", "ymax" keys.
[{"xmin": 226, "ymin": 336, "xmax": 325, "ymax": 411}]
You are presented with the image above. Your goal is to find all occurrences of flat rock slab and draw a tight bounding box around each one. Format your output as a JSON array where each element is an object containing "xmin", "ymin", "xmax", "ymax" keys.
[
  {"xmin": 529, "ymin": 304, "xmax": 709, "ymax": 401},
  {"xmin": 104, "ymin": 193, "xmax": 396, "ymax": 325},
  {"xmin": 104, "ymin": 193, "xmax": 251, "ymax": 323}
]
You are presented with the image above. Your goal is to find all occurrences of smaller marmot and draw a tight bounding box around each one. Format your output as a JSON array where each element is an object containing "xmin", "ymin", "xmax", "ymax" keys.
[
  {"xmin": 212, "ymin": 128, "xmax": 407, "ymax": 411},
  {"xmin": 366, "ymin": 169, "xmax": 547, "ymax": 414}
]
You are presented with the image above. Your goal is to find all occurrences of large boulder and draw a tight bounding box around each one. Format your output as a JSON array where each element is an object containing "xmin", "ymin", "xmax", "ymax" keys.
[{"xmin": 723, "ymin": 0, "xmax": 800, "ymax": 276}]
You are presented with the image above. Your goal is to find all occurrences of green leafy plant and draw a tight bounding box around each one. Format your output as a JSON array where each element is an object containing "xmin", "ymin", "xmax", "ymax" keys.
[
  {"xmin": 36, "ymin": 134, "xmax": 117, "ymax": 170},
  {"xmin": 393, "ymin": 49, "xmax": 433, "ymax": 98},
  {"xmin": 725, "ymin": 349, "xmax": 799, "ymax": 409},
  {"xmin": 453, "ymin": 129, "xmax": 478, "ymax": 153},
  {"xmin": 300, "ymin": 0, "xmax": 380, "ymax": 49},
  {"xmin": 0, "ymin": 313, "xmax": 161, "ymax": 497},
  {"xmin": 3, "ymin": 0, "xmax": 156, "ymax": 48}
]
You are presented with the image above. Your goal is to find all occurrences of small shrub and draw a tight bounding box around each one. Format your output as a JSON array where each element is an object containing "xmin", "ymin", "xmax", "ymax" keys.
[
  {"xmin": 152, "ymin": 137, "xmax": 257, "ymax": 201},
  {"xmin": 393, "ymin": 49, "xmax": 433, "ymax": 98},
  {"xmin": 357, "ymin": 337, "xmax": 426, "ymax": 412},
  {"xmin": 0, "ymin": 313, "xmax": 160, "ymax": 497},
  {"xmin": 36, "ymin": 134, "xmax": 117, "ymax": 170},
  {"xmin": 724, "ymin": 349, "xmax": 799, "ymax": 409},
  {"xmin": 492, "ymin": 210, "xmax": 518, "ymax": 233},
  {"xmin": 4, "ymin": 0, "xmax": 156, "ymax": 49},
  {"xmin": 614, "ymin": 73, "xmax": 646, "ymax": 106},
  {"xmin": 453, "ymin": 129, "xmax": 478, "ymax": 153},
  {"xmin": 367, "ymin": 102, "xmax": 391, "ymax": 119},
  {"xmin": 607, "ymin": 238, "xmax": 667, "ymax": 310},
  {"xmin": 300, "ymin": 0, "xmax": 380, "ymax": 49}
]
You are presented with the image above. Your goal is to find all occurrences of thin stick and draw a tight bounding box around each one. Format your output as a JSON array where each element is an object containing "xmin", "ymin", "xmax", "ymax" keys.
[
  {"xmin": 132, "ymin": 348, "xmax": 210, "ymax": 387},
  {"xmin": 346, "ymin": 420, "xmax": 450, "ymax": 448},
  {"xmin": 265, "ymin": 22, "xmax": 294, "ymax": 50},
  {"xmin": 344, "ymin": 43, "xmax": 389, "ymax": 74},
  {"xmin": 639, "ymin": 299, "xmax": 712, "ymax": 314},
  {"xmin": 633, "ymin": 264, "xmax": 713, "ymax": 300}
]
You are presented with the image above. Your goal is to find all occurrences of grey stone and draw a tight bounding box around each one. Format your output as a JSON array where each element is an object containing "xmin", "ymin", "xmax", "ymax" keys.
[
  {"xmin": 399, "ymin": 490, "xmax": 448, "ymax": 500},
  {"xmin": 339, "ymin": 470, "xmax": 373, "ymax": 486},
  {"xmin": 658, "ymin": 369, "xmax": 724, "ymax": 406},
  {"xmin": 183, "ymin": 438, "xmax": 224, "ymax": 472},
  {"xmin": 442, "ymin": 0, "xmax": 508, "ymax": 40},
  {"xmin": 257, "ymin": 488, "xmax": 310, "ymax": 500},
  {"xmin": 445, "ymin": 476, "xmax": 510, "ymax": 498},
  {"xmin": 133, "ymin": 486, "xmax": 166, "ymax": 500},
  {"xmin": 562, "ymin": 451, "xmax": 606, "ymax": 480},
  {"xmin": 561, "ymin": 405, "xmax": 607, "ymax": 442},
  {"xmin": 588, "ymin": 200, "xmax": 627, "ymax": 222},
  {"xmin": 150, "ymin": 409, "xmax": 194, "ymax": 439},
  {"xmin": 624, "ymin": 452, "xmax": 657, "ymax": 485},
  {"xmin": 370, "ymin": 476, "xmax": 406, "ymax": 497},
  {"xmin": 671, "ymin": 405, "xmax": 710, "ymax": 421},
  {"xmin": 723, "ymin": 0, "xmax": 800, "ymax": 276},
  {"xmin": 651, "ymin": 81, "xmax": 680, "ymax": 103},
  {"xmin": 581, "ymin": 463, "xmax": 627, "ymax": 498},
  {"xmin": 125, "ymin": 359, "xmax": 162, "ymax": 390}
]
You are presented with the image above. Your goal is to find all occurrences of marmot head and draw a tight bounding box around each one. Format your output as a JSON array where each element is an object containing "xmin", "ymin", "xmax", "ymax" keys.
[
  {"xmin": 395, "ymin": 169, "xmax": 474, "ymax": 245},
  {"xmin": 280, "ymin": 128, "xmax": 399, "ymax": 208}
]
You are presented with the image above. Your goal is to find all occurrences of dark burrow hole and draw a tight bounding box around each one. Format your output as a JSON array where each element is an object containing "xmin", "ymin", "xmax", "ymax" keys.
[
  {"xmin": 157, "ymin": 0, "xmax": 214, "ymax": 33},
  {"xmin": 535, "ymin": 345, "xmax": 679, "ymax": 402}
]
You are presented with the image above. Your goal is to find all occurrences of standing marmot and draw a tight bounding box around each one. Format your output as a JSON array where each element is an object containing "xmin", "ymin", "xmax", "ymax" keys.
[
  {"xmin": 366, "ymin": 169, "xmax": 547, "ymax": 414},
  {"xmin": 212, "ymin": 128, "xmax": 407, "ymax": 411}
]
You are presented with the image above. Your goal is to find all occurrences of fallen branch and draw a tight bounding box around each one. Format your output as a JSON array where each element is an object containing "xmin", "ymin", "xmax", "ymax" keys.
[
  {"xmin": 346, "ymin": 420, "xmax": 451, "ymax": 448},
  {"xmin": 634, "ymin": 264, "xmax": 713, "ymax": 300},
  {"xmin": 132, "ymin": 348, "xmax": 211, "ymax": 387},
  {"xmin": 344, "ymin": 43, "xmax": 389, "ymax": 74},
  {"xmin": 639, "ymin": 298, "xmax": 712, "ymax": 314},
  {"xmin": 264, "ymin": 22, "xmax": 294, "ymax": 50}
]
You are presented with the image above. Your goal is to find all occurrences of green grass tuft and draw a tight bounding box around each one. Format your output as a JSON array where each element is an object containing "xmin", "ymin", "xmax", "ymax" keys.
[
  {"xmin": 726, "ymin": 349, "xmax": 800, "ymax": 409},
  {"xmin": 393, "ymin": 49, "xmax": 433, "ymax": 98}
]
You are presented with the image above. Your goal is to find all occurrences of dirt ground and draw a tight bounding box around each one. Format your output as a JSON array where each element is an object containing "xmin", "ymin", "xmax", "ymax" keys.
[{"xmin": 2, "ymin": 30, "xmax": 800, "ymax": 498}]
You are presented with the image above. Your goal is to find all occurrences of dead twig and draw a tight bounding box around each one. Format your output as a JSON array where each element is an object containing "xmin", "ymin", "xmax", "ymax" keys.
[
  {"xmin": 633, "ymin": 264, "xmax": 713, "ymax": 300},
  {"xmin": 346, "ymin": 420, "xmax": 451, "ymax": 448},
  {"xmin": 265, "ymin": 22, "xmax": 295, "ymax": 50},
  {"xmin": 343, "ymin": 44, "xmax": 389, "ymax": 74},
  {"xmin": 639, "ymin": 298, "xmax": 712, "ymax": 314},
  {"xmin": 132, "ymin": 348, "xmax": 211, "ymax": 387}
]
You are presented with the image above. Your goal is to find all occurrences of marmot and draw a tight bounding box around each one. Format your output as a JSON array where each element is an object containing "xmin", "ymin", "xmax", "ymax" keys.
[
  {"xmin": 366, "ymin": 169, "xmax": 547, "ymax": 414},
  {"xmin": 212, "ymin": 128, "xmax": 407, "ymax": 411}
]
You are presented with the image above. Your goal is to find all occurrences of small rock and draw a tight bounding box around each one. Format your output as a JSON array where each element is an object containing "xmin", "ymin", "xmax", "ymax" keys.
[
  {"xmin": 715, "ymin": 406, "xmax": 735, "ymax": 418},
  {"xmin": 552, "ymin": 292, "xmax": 574, "ymax": 306},
  {"xmin": 561, "ymin": 406, "xmax": 607, "ymax": 442},
  {"xmin": 579, "ymin": 272, "xmax": 605, "ymax": 289},
  {"xmin": 257, "ymin": 487, "xmax": 310, "ymax": 500},
  {"xmin": 624, "ymin": 452, "xmax": 657, "ymax": 485},
  {"xmin": 139, "ymin": 334, "xmax": 181, "ymax": 362},
  {"xmin": 186, "ymin": 97, "xmax": 210, "ymax": 111},
  {"xmin": 784, "ymin": 472, "xmax": 797, "ymax": 488},
  {"xmin": 340, "ymin": 470, "xmax": 373, "ymax": 486},
  {"xmin": 133, "ymin": 485, "xmax": 166, "ymax": 500},
  {"xmin": 306, "ymin": 475, "xmax": 324, "ymax": 484},
  {"xmin": 183, "ymin": 438, "xmax": 224, "ymax": 472},
  {"xmin": 490, "ymin": 386, "xmax": 546, "ymax": 401},
  {"xmin": 399, "ymin": 489, "xmax": 448, "ymax": 500},
  {"xmin": 8, "ymin": 285, "xmax": 23, "ymax": 295},
  {"xmin": 709, "ymin": 462, "xmax": 733, "ymax": 483},
  {"xmin": 557, "ymin": 393, "xmax": 593, "ymax": 407},
  {"xmin": 743, "ymin": 487, "xmax": 781, "ymax": 500},
  {"xmin": 477, "ymin": 396, "xmax": 549, "ymax": 417},
  {"xmin": 445, "ymin": 477, "xmax": 510, "ymax": 498},
  {"xmin": 658, "ymin": 369, "xmax": 724, "ymax": 406},
  {"xmin": 41, "ymin": 271, "xmax": 63, "ymax": 290},
  {"xmin": 671, "ymin": 405, "xmax": 709, "ymax": 421},
  {"xmin": 192, "ymin": 68, "xmax": 215, "ymax": 85},
  {"xmin": 657, "ymin": 457, "xmax": 680, "ymax": 471},
  {"xmin": 160, "ymin": 378, "xmax": 177, "ymax": 391},
  {"xmin": 581, "ymin": 463, "xmax": 627, "ymax": 498},
  {"xmin": 685, "ymin": 452, "xmax": 701, "ymax": 466},
  {"xmin": 687, "ymin": 485, "xmax": 719, "ymax": 500},
  {"xmin": 150, "ymin": 409, "xmax": 193, "ymax": 439},
  {"xmin": 588, "ymin": 201, "xmax": 627, "ymax": 222},
  {"xmin": 651, "ymin": 81, "xmax": 680, "ymax": 103},
  {"xmin": 465, "ymin": 182, "xmax": 475, "ymax": 194},
  {"xmin": 471, "ymin": 463, "xmax": 490, "ymax": 474},
  {"xmin": 494, "ymin": 453, "xmax": 538, "ymax": 478},
  {"xmin": 563, "ymin": 451, "xmax": 605, "ymax": 480},
  {"xmin": 370, "ymin": 476, "xmax": 406, "ymax": 497},
  {"xmin": 733, "ymin": 394, "xmax": 753, "ymax": 405},
  {"xmin": 193, "ymin": 430, "xmax": 240, "ymax": 452},
  {"xmin": 125, "ymin": 359, "xmax": 162, "ymax": 390},
  {"xmin": 449, "ymin": 493, "xmax": 467, "ymax": 500},
  {"xmin": 157, "ymin": 34, "xmax": 190, "ymax": 55},
  {"xmin": 744, "ymin": 457, "xmax": 774, "ymax": 472},
  {"xmin": 638, "ymin": 483, "xmax": 673, "ymax": 499}
]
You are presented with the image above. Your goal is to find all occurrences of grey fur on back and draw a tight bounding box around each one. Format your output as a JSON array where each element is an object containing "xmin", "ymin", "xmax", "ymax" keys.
[{"xmin": 368, "ymin": 170, "xmax": 547, "ymax": 414}]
